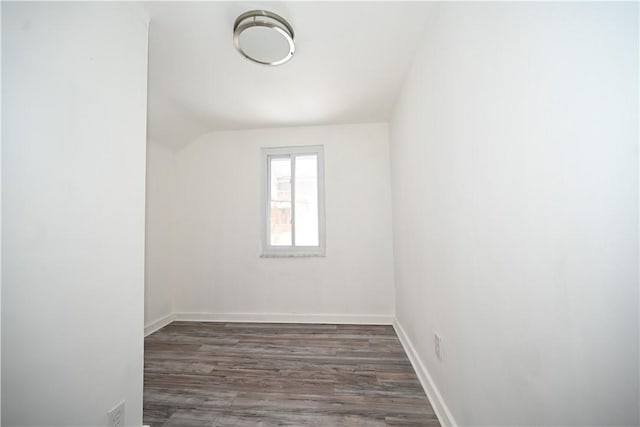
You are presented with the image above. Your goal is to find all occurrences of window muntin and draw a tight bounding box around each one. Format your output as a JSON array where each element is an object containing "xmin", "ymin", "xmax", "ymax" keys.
[{"xmin": 262, "ymin": 146, "xmax": 324, "ymax": 256}]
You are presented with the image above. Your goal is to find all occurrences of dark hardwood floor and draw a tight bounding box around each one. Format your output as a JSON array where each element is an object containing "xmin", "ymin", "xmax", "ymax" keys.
[{"xmin": 144, "ymin": 322, "xmax": 440, "ymax": 427}]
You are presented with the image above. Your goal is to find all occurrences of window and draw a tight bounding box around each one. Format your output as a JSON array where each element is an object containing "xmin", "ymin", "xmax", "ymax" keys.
[{"xmin": 261, "ymin": 146, "xmax": 325, "ymax": 256}]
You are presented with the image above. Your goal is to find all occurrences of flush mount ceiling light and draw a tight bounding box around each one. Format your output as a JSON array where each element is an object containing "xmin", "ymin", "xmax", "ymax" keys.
[{"xmin": 233, "ymin": 10, "xmax": 295, "ymax": 66}]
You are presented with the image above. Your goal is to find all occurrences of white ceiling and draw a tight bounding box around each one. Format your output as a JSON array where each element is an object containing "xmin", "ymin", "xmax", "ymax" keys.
[{"xmin": 142, "ymin": 2, "xmax": 434, "ymax": 149}]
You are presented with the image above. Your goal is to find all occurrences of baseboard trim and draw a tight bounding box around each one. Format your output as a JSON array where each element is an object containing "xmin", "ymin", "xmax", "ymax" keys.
[
  {"xmin": 393, "ymin": 318, "xmax": 457, "ymax": 427},
  {"xmin": 144, "ymin": 312, "xmax": 176, "ymax": 337},
  {"xmin": 173, "ymin": 312, "xmax": 394, "ymax": 325}
]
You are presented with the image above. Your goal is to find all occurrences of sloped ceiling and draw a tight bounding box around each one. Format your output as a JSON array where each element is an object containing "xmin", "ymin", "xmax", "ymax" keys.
[{"xmin": 143, "ymin": 2, "xmax": 434, "ymax": 149}]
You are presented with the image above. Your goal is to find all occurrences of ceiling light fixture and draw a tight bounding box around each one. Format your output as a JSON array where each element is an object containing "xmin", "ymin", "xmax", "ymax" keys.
[{"xmin": 233, "ymin": 10, "xmax": 295, "ymax": 66}]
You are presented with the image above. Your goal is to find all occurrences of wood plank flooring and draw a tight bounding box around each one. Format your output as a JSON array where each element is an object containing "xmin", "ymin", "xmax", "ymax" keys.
[{"xmin": 144, "ymin": 322, "xmax": 440, "ymax": 427}]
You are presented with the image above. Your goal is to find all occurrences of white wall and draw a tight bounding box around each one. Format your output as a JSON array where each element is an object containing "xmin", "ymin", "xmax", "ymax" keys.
[
  {"xmin": 167, "ymin": 123, "xmax": 395, "ymax": 321},
  {"xmin": 145, "ymin": 144, "xmax": 175, "ymax": 328},
  {"xmin": 2, "ymin": 3, "xmax": 149, "ymax": 426},
  {"xmin": 0, "ymin": 4, "xmax": 3, "ymax": 422},
  {"xmin": 390, "ymin": 2, "xmax": 639, "ymax": 426}
]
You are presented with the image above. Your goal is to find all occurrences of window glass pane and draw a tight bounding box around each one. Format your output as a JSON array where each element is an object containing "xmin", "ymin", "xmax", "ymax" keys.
[
  {"xmin": 294, "ymin": 154, "xmax": 319, "ymax": 246},
  {"xmin": 270, "ymin": 157, "xmax": 291, "ymax": 246}
]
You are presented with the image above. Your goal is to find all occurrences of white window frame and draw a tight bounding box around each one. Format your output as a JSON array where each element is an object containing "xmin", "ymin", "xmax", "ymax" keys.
[{"xmin": 261, "ymin": 145, "xmax": 325, "ymax": 257}]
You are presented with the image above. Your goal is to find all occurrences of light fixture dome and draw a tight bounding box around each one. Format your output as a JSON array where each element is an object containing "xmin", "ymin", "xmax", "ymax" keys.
[{"xmin": 233, "ymin": 10, "xmax": 295, "ymax": 66}]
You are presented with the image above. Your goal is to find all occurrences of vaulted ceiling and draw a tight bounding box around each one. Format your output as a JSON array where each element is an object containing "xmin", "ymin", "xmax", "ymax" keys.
[{"xmin": 142, "ymin": 2, "xmax": 434, "ymax": 149}]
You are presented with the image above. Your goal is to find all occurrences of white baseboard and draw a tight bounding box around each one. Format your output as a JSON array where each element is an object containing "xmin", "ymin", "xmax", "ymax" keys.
[
  {"xmin": 173, "ymin": 312, "xmax": 393, "ymax": 325},
  {"xmin": 393, "ymin": 318, "xmax": 457, "ymax": 427},
  {"xmin": 144, "ymin": 312, "xmax": 176, "ymax": 337}
]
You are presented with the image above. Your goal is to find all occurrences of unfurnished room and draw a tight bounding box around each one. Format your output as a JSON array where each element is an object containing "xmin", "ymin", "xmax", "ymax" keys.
[{"xmin": 1, "ymin": 1, "xmax": 639, "ymax": 426}]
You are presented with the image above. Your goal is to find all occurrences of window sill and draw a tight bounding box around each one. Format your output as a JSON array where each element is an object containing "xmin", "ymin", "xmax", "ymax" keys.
[{"xmin": 260, "ymin": 252, "xmax": 326, "ymax": 258}]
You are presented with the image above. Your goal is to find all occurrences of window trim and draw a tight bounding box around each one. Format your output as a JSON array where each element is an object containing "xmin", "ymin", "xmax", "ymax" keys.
[{"xmin": 261, "ymin": 145, "xmax": 325, "ymax": 257}]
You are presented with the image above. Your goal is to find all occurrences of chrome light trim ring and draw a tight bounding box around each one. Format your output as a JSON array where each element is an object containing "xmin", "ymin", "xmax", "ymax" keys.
[{"xmin": 233, "ymin": 10, "xmax": 295, "ymax": 66}]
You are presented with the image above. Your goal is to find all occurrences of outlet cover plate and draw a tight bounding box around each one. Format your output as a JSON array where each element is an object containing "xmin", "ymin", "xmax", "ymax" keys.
[
  {"xmin": 434, "ymin": 332, "xmax": 442, "ymax": 360},
  {"xmin": 108, "ymin": 401, "xmax": 125, "ymax": 427}
]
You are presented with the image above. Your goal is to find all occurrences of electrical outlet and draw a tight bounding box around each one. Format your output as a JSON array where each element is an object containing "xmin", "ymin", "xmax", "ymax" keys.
[
  {"xmin": 434, "ymin": 332, "xmax": 442, "ymax": 360},
  {"xmin": 107, "ymin": 401, "xmax": 125, "ymax": 427}
]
